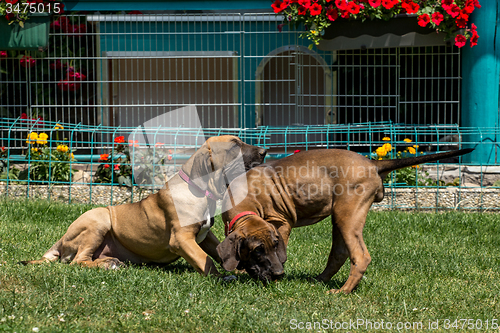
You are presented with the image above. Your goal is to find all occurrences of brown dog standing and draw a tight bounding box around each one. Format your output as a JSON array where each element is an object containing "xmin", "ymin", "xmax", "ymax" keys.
[
  {"xmin": 217, "ymin": 148, "xmax": 473, "ymax": 293},
  {"xmin": 21, "ymin": 135, "xmax": 266, "ymax": 277}
]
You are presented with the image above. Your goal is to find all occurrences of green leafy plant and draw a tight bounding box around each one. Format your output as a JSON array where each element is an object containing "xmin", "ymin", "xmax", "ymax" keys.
[
  {"xmin": 93, "ymin": 136, "xmax": 133, "ymax": 187},
  {"xmin": 22, "ymin": 130, "xmax": 77, "ymax": 183},
  {"xmin": 93, "ymin": 136, "xmax": 174, "ymax": 187},
  {"xmin": 272, "ymin": 0, "xmax": 481, "ymax": 48},
  {"xmin": 373, "ymin": 137, "xmax": 438, "ymax": 186}
]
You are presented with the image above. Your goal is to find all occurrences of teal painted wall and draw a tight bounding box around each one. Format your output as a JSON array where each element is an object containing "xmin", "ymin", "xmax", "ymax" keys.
[
  {"xmin": 98, "ymin": 19, "xmax": 332, "ymax": 128},
  {"xmin": 461, "ymin": 0, "xmax": 500, "ymax": 164},
  {"xmin": 64, "ymin": 0, "xmax": 272, "ymax": 11}
]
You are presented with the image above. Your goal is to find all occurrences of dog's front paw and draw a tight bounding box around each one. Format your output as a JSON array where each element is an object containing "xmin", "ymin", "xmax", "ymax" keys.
[
  {"xmin": 326, "ymin": 288, "xmax": 349, "ymax": 295},
  {"xmin": 326, "ymin": 288, "xmax": 341, "ymax": 294}
]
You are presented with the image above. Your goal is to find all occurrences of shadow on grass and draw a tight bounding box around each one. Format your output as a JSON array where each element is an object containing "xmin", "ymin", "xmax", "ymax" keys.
[
  {"xmin": 130, "ymin": 260, "xmax": 194, "ymax": 275},
  {"xmin": 281, "ymin": 272, "xmax": 346, "ymax": 289}
]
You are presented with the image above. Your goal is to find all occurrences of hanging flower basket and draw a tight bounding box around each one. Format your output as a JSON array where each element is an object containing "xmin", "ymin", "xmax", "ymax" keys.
[
  {"xmin": 272, "ymin": 0, "xmax": 481, "ymax": 49},
  {"xmin": 0, "ymin": 13, "xmax": 50, "ymax": 50},
  {"xmin": 317, "ymin": 14, "xmax": 461, "ymax": 50}
]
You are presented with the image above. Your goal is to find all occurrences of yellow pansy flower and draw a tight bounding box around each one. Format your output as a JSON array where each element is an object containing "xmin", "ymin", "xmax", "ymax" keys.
[
  {"xmin": 31, "ymin": 148, "xmax": 38, "ymax": 153},
  {"xmin": 382, "ymin": 137, "xmax": 391, "ymax": 141},
  {"xmin": 26, "ymin": 132, "xmax": 38, "ymax": 144},
  {"xmin": 54, "ymin": 123, "xmax": 64, "ymax": 130},
  {"xmin": 404, "ymin": 138, "xmax": 412, "ymax": 143},
  {"xmin": 376, "ymin": 146, "xmax": 387, "ymax": 157},
  {"xmin": 382, "ymin": 143, "xmax": 392, "ymax": 152},
  {"xmin": 407, "ymin": 146, "xmax": 416, "ymax": 154},
  {"xmin": 57, "ymin": 145, "xmax": 69, "ymax": 153},
  {"xmin": 37, "ymin": 133, "xmax": 48, "ymax": 145}
]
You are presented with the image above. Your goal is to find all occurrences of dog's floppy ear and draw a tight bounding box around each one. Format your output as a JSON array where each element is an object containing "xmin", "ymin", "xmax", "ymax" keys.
[
  {"xmin": 217, "ymin": 232, "xmax": 241, "ymax": 271},
  {"xmin": 185, "ymin": 143, "xmax": 211, "ymax": 191},
  {"xmin": 276, "ymin": 232, "xmax": 287, "ymax": 264}
]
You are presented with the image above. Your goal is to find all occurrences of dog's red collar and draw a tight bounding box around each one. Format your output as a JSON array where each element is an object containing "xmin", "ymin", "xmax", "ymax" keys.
[
  {"xmin": 178, "ymin": 169, "xmax": 217, "ymax": 201},
  {"xmin": 225, "ymin": 211, "xmax": 258, "ymax": 237}
]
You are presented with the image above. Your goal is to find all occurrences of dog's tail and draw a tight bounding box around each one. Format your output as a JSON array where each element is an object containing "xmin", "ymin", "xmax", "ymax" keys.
[{"xmin": 374, "ymin": 148, "xmax": 474, "ymax": 179}]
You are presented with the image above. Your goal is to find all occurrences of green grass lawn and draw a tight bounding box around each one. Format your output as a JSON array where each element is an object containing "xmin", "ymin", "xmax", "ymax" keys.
[{"xmin": 1, "ymin": 199, "xmax": 499, "ymax": 332}]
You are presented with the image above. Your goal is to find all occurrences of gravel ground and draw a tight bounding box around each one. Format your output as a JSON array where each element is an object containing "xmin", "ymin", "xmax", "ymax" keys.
[{"xmin": 0, "ymin": 182, "xmax": 498, "ymax": 211}]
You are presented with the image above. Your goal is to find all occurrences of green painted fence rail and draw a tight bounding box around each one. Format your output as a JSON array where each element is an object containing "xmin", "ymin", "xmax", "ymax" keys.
[{"xmin": 0, "ymin": 118, "xmax": 499, "ymax": 210}]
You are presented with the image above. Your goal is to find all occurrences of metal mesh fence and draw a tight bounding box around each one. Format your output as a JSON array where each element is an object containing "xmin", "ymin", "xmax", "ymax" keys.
[
  {"xmin": 0, "ymin": 12, "xmax": 496, "ymax": 209},
  {"xmin": 2, "ymin": 13, "xmax": 461, "ymax": 141},
  {"xmin": 0, "ymin": 118, "xmax": 499, "ymax": 209}
]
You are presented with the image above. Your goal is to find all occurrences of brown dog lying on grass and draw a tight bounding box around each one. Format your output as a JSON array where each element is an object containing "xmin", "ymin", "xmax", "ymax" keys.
[
  {"xmin": 217, "ymin": 148, "xmax": 473, "ymax": 293},
  {"xmin": 21, "ymin": 135, "xmax": 267, "ymax": 278}
]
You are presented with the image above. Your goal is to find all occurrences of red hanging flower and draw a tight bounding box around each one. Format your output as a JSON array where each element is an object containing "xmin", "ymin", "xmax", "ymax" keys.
[
  {"xmin": 298, "ymin": 0, "xmax": 311, "ymax": 8},
  {"xmin": 335, "ymin": 0, "xmax": 348, "ymax": 10},
  {"xmin": 99, "ymin": 154, "xmax": 109, "ymax": 161},
  {"xmin": 346, "ymin": 1, "xmax": 360, "ymax": 14},
  {"xmin": 297, "ymin": 5, "xmax": 308, "ymax": 15},
  {"xmin": 455, "ymin": 17, "xmax": 467, "ymax": 28},
  {"xmin": 441, "ymin": 0, "xmax": 453, "ymax": 10},
  {"xmin": 326, "ymin": 6, "xmax": 338, "ymax": 21},
  {"xmin": 272, "ymin": 0, "xmax": 288, "ymax": 13},
  {"xmin": 114, "ymin": 164, "xmax": 120, "ymax": 171},
  {"xmin": 58, "ymin": 16, "xmax": 72, "ymax": 33},
  {"xmin": 454, "ymin": 34, "xmax": 466, "ymax": 48},
  {"xmin": 445, "ymin": 4, "xmax": 460, "ymax": 18},
  {"xmin": 340, "ymin": 10, "xmax": 350, "ymax": 18},
  {"xmin": 431, "ymin": 12, "xmax": 444, "ymax": 25},
  {"xmin": 309, "ymin": 2, "xmax": 322, "ymax": 15},
  {"xmin": 57, "ymin": 80, "xmax": 81, "ymax": 92},
  {"xmin": 4, "ymin": 13, "xmax": 15, "ymax": 21},
  {"xmin": 381, "ymin": 0, "xmax": 395, "ymax": 10},
  {"xmin": 470, "ymin": 24, "xmax": 479, "ymax": 47},
  {"xmin": 401, "ymin": 0, "xmax": 419, "ymax": 14},
  {"xmin": 66, "ymin": 71, "xmax": 87, "ymax": 81},
  {"xmin": 114, "ymin": 136, "xmax": 125, "ymax": 144},
  {"xmin": 417, "ymin": 14, "xmax": 430, "ymax": 27},
  {"xmin": 20, "ymin": 56, "xmax": 36, "ymax": 68},
  {"xmin": 368, "ymin": 0, "xmax": 381, "ymax": 7},
  {"xmin": 0, "ymin": 51, "xmax": 7, "ymax": 59},
  {"xmin": 470, "ymin": 31, "xmax": 479, "ymax": 47},
  {"xmin": 103, "ymin": 164, "xmax": 110, "ymax": 169}
]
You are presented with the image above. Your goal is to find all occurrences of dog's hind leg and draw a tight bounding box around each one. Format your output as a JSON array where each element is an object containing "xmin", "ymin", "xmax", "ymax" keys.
[
  {"xmin": 327, "ymin": 200, "xmax": 372, "ymax": 294},
  {"xmin": 22, "ymin": 207, "xmax": 123, "ymax": 269},
  {"xmin": 64, "ymin": 207, "xmax": 124, "ymax": 269},
  {"xmin": 315, "ymin": 220, "xmax": 349, "ymax": 283}
]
